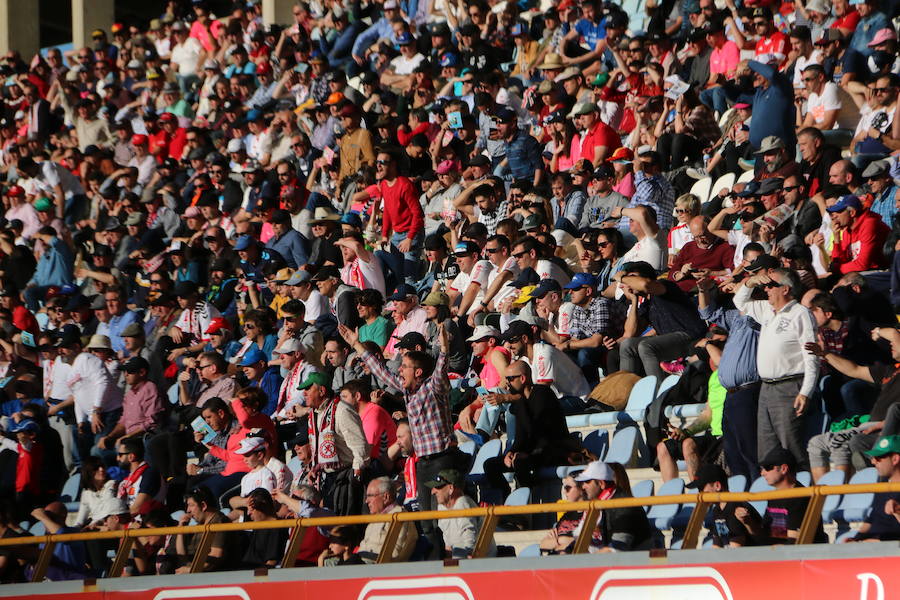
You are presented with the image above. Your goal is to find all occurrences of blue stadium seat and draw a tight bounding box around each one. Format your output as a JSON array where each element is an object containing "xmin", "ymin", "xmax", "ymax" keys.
[
  {"xmin": 581, "ymin": 429, "xmax": 609, "ymax": 459},
  {"xmin": 505, "ymin": 487, "xmax": 531, "ymax": 506},
  {"xmin": 832, "ymin": 467, "xmax": 878, "ymax": 523},
  {"xmin": 664, "ymin": 403, "xmax": 706, "ymax": 419},
  {"xmin": 727, "ymin": 474, "xmax": 747, "ymax": 493},
  {"xmin": 796, "ymin": 471, "xmax": 812, "ymax": 487},
  {"xmin": 467, "ymin": 439, "xmax": 503, "ymax": 484},
  {"xmin": 817, "ymin": 470, "xmax": 848, "ymax": 522},
  {"xmin": 632, "ymin": 479, "xmax": 655, "ymax": 502},
  {"xmin": 29, "ymin": 521, "xmax": 45, "ymax": 536},
  {"xmin": 747, "ymin": 476, "xmax": 774, "ymax": 516},
  {"xmin": 604, "ymin": 426, "xmax": 639, "ymax": 466},
  {"xmin": 458, "ymin": 440, "xmax": 477, "ymax": 456},
  {"xmin": 519, "ymin": 543, "xmax": 541, "ymax": 557},
  {"xmin": 646, "ymin": 478, "xmax": 685, "ymax": 530},
  {"xmin": 657, "ymin": 374, "xmax": 680, "ymax": 397},
  {"xmin": 60, "ymin": 473, "xmax": 82, "ymax": 513},
  {"xmin": 588, "ymin": 376, "xmax": 658, "ymax": 426},
  {"xmin": 565, "ymin": 414, "xmax": 591, "ymax": 428}
]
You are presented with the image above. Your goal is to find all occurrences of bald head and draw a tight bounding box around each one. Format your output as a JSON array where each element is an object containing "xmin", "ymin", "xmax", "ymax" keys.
[
  {"xmin": 507, "ymin": 360, "xmax": 532, "ymax": 380},
  {"xmin": 688, "ymin": 215, "xmax": 709, "ymax": 238}
]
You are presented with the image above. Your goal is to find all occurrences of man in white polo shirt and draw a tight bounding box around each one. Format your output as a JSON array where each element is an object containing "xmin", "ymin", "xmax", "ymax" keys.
[{"xmin": 733, "ymin": 267, "xmax": 819, "ymax": 471}]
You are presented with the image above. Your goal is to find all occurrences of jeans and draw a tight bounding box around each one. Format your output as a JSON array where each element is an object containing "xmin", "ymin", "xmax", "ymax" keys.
[
  {"xmin": 76, "ymin": 408, "xmax": 123, "ymax": 467},
  {"xmin": 656, "ymin": 132, "xmax": 703, "ymax": 171},
  {"xmin": 699, "ymin": 86, "xmax": 730, "ymax": 115},
  {"xmin": 390, "ymin": 230, "xmax": 425, "ymax": 285},
  {"xmin": 618, "ymin": 332, "xmax": 695, "ymax": 380},
  {"xmin": 820, "ymin": 374, "xmax": 877, "ymax": 420},
  {"xmin": 189, "ymin": 471, "xmax": 246, "ymax": 508},
  {"xmin": 416, "ymin": 451, "xmax": 458, "ymax": 559},
  {"xmin": 475, "ymin": 402, "xmax": 516, "ymax": 446},
  {"xmin": 569, "ymin": 347, "xmax": 605, "ymax": 388},
  {"xmin": 321, "ymin": 22, "xmax": 364, "ymax": 69}
]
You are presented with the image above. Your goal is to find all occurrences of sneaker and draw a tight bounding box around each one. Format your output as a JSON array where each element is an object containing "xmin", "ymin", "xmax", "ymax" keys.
[
  {"xmin": 686, "ymin": 167, "xmax": 708, "ymax": 180},
  {"xmin": 660, "ymin": 359, "xmax": 686, "ymax": 375}
]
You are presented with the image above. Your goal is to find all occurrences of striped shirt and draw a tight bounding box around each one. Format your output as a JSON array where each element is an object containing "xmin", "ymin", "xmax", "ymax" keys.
[{"xmin": 360, "ymin": 350, "xmax": 453, "ymax": 458}]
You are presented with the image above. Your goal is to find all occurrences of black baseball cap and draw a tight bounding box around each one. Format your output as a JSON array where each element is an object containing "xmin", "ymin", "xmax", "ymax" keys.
[
  {"xmin": 394, "ymin": 331, "xmax": 427, "ymax": 350},
  {"xmin": 686, "ymin": 463, "xmax": 729, "ymax": 489}
]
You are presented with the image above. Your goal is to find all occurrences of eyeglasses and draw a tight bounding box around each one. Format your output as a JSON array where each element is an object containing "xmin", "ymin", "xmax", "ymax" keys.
[
  {"xmin": 782, "ymin": 185, "xmax": 801, "ymax": 193},
  {"xmin": 506, "ymin": 374, "xmax": 522, "ymax": 382},
  {"xmin": 485, "ymin": 247, "xmax": 502, "ymax": 254},
  {"xmin": 210, "ymin": 168, "xmax": 224, "ymax": 174},
  {"xmin": 244, "ymin": 324, "xmax": 256, "ymax": 329},
  {"xmin": 802, "ymin": 76, "xmax": 818, "ymax": 82},
  {"xmin": 872, "ymin": 87, "xmax": 892, "ymax": 94},
  {"xmin": 674, "ymin": 208, "xmax": 690, "ymax": 214},
  {"xmin": 198, "ymin": 363, "xmax": 213, "ymax": 369},
  {"xmin": 116, "ymin": 452, "xmax": 129, "ymax": 456},
  {"xmin": 563, "ymin": 484, "xmax": 578, "ymax": 491}
]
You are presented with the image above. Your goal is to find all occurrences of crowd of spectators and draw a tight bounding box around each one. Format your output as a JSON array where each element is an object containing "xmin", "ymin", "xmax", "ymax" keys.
[{"xmin": 0, "ymin": 0, "xmax": 900, "ymax": 581}]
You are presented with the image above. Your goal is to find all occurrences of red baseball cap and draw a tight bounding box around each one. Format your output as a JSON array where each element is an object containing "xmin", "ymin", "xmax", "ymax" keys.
[
  {"xmin": 131, "ymin": 134, "xmax": 148, "ymax": 146},
  {"xmin": 205, "ymin": 317, "xmax": 231, "ymax": 335},
  {"xmin": 6, "ymin": 185, "xmax": 24, "ymax": 197},
  {"xmin": 158, "ymin": 112, "xmax": 176, "ymax": 123},
  {"xmin": 255, "ymin": 61, "xmax": 272, "ymax": 75}
]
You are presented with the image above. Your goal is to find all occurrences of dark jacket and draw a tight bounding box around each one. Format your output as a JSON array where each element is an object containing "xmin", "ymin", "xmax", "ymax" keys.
[{"xmin": 598, "ymin": 488, "xmax": 653, "ymax": 551}]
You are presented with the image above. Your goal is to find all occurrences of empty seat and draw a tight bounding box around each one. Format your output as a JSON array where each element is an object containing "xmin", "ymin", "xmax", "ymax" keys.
[
  {"xmin": 664, "ymin": 403, "xmax": 706, "ymax": 420},
  {"xmin": 589, "ymin": 376, "xmax": 658, "ymax": 426},
  {"xmin": 832, "ymin": 467, "xmax": 878, "ymax": 523},
  {"xmin": 796, "ymin": 471, "xmax": 811, "ymax": 487},
  {"xmin": 505, "ymin": 487, "xmax": 531, "ymax": 506},
  {"xmin": 748, "ymin": 475, "xmax": 774, "ymax": 516},
  {"xmin": 817, "ymin": 469, "xmax": 849, "ymax": 523},
  {"xmin": 736, "ymin": 169, "xmax": 755, "ymax": 183},
  {"xmin": 646, "ymin": 478, "xmax": 685, "ymax": 530},
  {"xmin": 170, "ymin": 510, "xmax": 185, "ymax": 523},
  {"xmin": 565, "ymin": 414, "xmax": 591, "ymax": 429},
  {"xmin": 581, "ymin": 429, "xmax": 609, "ymax": 459},
  {"xmin": 604, "ymin": 426, "xmax": 639, "ymax": 466},
  {"xmin": 60, "ymin": 473, "xmax": 82, "ymax": 513},
  {"xmin": 467, "ymin": 439, "xmax": 503, "ymax": 483},
  {"xmin": 458, "ymin": 440, "xmax": 477, "ymax": 456},
  {"xmin": 689, "ymin": 177, "xmax": 712, "ymax": 205},
  {"xmin": 519, "ymin": 543, "xmax": 541, "ymax": 557},
  {"xmin": 657, "ymin": 374, "xmax": 680, "ymax": 398},
  {"xmin": 29, "ymin": 521, "xmax": 46, "ymax": 536},
  {"xmin": 727, "ymin": 474, "xmax": 747, "ymax": 493},
  {"xmin": 709, "ymin": 173, "xmax": 736, "ymax": 202},
  {"xmin": 632, "ymin": 479, "xmax": 655, "ymax": 499}
]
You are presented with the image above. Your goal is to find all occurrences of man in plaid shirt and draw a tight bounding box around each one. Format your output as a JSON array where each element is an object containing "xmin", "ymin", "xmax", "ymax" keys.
[
  {"xmin": 551, "ymin": 273, "xmax": 623, "ymax": 386},
  {"xmin": 340, "ymin": 322, "xmax": 457, "ymax": 559}
]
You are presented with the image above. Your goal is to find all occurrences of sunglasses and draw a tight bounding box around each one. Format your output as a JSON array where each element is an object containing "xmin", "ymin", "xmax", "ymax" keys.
[
  {"xmin": 762, "ymin": 281, "xmax": 783, "ymax": 289},
  {"xmin": 485, "ymin": 247, "xmax": 502, "ymax": 254},
  {"xmin": 596, "ymin": 241, "xmax": 611, "ymax": 248},
  {"xmin": 872, "ymin": 87, "xmax": 892, "ymax": 93},
  {"xmin": 753, "ymin": 21, "xmax": 768, "ymax": 26},
  {"xmin": 375, "ymin": 159, "xmax": 390, "ymax": 166},
  {"xmin": 505, "ymin": 374, "xmax": 522, "ymax": 382},
  {"xmin": 512, "ymin": 251, "xmax": 527, "ymax": 258}
]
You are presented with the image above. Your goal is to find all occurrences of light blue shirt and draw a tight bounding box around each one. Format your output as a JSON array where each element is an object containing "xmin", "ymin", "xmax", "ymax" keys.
[{"xmin": 698, "ymin": 303, "xmax": 760, "ymax": 390}]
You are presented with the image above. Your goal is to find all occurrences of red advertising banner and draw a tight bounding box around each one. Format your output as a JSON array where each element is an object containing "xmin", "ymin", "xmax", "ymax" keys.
[{"xmin": 4, "ymin": 557, "xmax": 896, "ymax": 600}]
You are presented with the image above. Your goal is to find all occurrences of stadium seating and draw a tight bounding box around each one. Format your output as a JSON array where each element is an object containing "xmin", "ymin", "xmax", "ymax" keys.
[
  {"xmin": 647, "ymin": 478, "xmax": 685, "ymax": 530},
  {"xmin": 747, "ymin": 476, "xmax": 774, "ymax": 516},
  {"xmin": 818, "ymin": 470, "xmax": 849, "ymax": 523},
  {"xmin": 588, "ymin": 376, "xmax": 658, "ymax": 426},
  {"xmin": 60, "ymin": 473, "xmax": 82, "ymax": 513},
  {"xmin": 831, "ymin": 467, "xmax": 878, "ymax": 525}
]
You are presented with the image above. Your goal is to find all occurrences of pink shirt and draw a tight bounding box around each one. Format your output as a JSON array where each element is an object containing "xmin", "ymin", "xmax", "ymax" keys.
[
  {"xmin": 384, "ymin": 306, "xmax": 428, "ymax": 357},
  {"xmin": 709, "ymin": 41, "xmax": 740, "ymax": 77},
  {"xmin": 360, "ymin": 402, "xmax": 397, "ymax": 459}
]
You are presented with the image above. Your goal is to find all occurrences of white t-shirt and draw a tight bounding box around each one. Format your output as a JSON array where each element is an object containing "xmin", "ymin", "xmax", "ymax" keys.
[
  {"xmin": 171, "ymin": 37, "xmax": 204, "ymax": 76},
  {"xmin": 240, "ymin": 465, "xmax": 277, "ymax": 497},
  {"xmin": 389, "ymin": 52, "xmax": 426, "ymax": 75},
  {"xmin": 855, "ymin": 103, "xmax": 896, "ymax": 138},
  {"xmin": 46, "ymin": 356, "xmax": 73, "ymax": 400},
  {"xmin": 619, "ymin": 231, "xmax": 666, "ymax": 271},
  {"xmin": 535, "ymin": 259, "xmax": 570, "ymax": 287},
  {"xmin": 528, "ymin": 342, "xmax": 591, "ymax": 397},
  {"xmin": 266, "ymin": 457, "xmax": 294, "ymax": 493},
  {"xmin": 792, "ymin": 51, "xmax": 823, "ymax": 88},
  {"xmin": 668, "ymin": 222, "xmax": 693, "ymax": 256},
  {"xmin": 488, "ymin": 257, "xmax": 521, "ymax": 307},
  {"xmin": 302, "ymin": 289, "xmax": 329, "ymax": 324},
  {"xmin": 806, "ymin": 82, "xmax": 841, "ymax": 129},
  {"xmin": 340, "ymin": 256, "xmax": 386, "ymax": 297},
  {"xmin": 67, "ymin": 352, "xmax": 124, "ymax": 424},
  {"xmin": 38, "ymin": 160, "xmax": 85, "ymax": 199},
  {"xmin": 727, "ymin": 229, "xmax": 753, "ymax": 269},
  {"xmin": 450, "ymin": 259, "xmax": 492, "ymax": 314}
]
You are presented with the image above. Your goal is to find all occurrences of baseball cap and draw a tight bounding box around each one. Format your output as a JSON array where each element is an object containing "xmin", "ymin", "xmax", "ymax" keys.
[
  {"xmin": 530, "ymin": 278, "xmax": 562, "ymax": 299},
  {"xmin": 387, "ymin": 283, "xmax": 418, "ymax": 302},
  {"xmin": 815, "ymin": 29, "xmax": 845, "ymax": 45},
  {"xmin": 609, "ymin": 147, "xmax": 634, "ymax": 163},
  {"xmin": 285, "ymin": 270, "xmax": 312, "ymax": 286},
  {"xmin": 755, "ymin": 135, "xmax": 786, "ymax": 154},
  {"xmin": 234, "ymin": 235, "xmax": 255, "ymax": 251},
  {"xmin": 686, "ymin": 463, "xmax": 729, "ymax": 489},
  {"xmin": 521, "ymin": 213, "xmax": 546, "ymax": 231},
  {"xmin": 173, "ymin": 280, "xmax": 199, "ymax": 297},
  {"xmin": 122, "ymin": 356, "xmax": 150, "ymax": 373},
  {"xmin": 511, "ymin": 267, "xmax": 541, "ymax": 289},
  {"xmin": 9, "ymin": 418, "xmax": 39, "ymax": 434},
  {"xmin": 492, "ymin": 106, "xmax": 517, "ymax": 123},
  {"xmin": 756, "ymin": 177, "xmax": 784, "ymax": 195},
  {"xmin": 826, "ymin": 194, "xmax": 862, "ymax": 213},
  {"xmin": 394, "ymin": 331, "xmax": 428, "ymax": 350},
  {"xmin": 453, "ymin": 241, "xmax": 480, "ymax": 255},
  {"xmin": 866, "ymin": 435, "xmax": 900, "ymax": 457},
  {"xmin": 567, "ymin": 102, "xmax": 599, "ymax": 118},
  {"xmin": 574, "ymin": 460, "xmax": 615, "ymax": 482},
  {"xmin": 311, "ymin": 265, "xmax": 341, "ymax": 282},
  {"xmin": 564, "ymin": 272, "xmax": 598, "ymax": 289},
  {"xmin": 120, "ymin": 323, "xmax": 144, "ymax": 337},
  {"xmin": 745, "ymin": 254, "xmax": 780, "ymax": 273},
  {"xmin": 235, "ymin": 436, "xmax": 267, "ymax": 455},
  {"xmin": 239, "ymin": 348, "xmax": 268, "ymax": 367},
  {"xmin": 274, "ymin": 338, "xmax": 306, "ymax": 355},
  {"xmin": 760, "ymin": 447, "xmax": 796, "ymax": 471},
  {"xmin": 466, "ymin": 325, "xmax": 501, "ymax": 342},
  {"xmin": 501, "ymin": 320, "xmax": 533, "ymax": 342},
  {"xmin": 425, "ymin": 469, "xmax": 463, "ymax": 488},
  {"xmin": 297, "ymin": 371, "xmax": 331, "ymax": 390},
  {"xmin": 205, "ymin": 317, "xmax": 231, "ymax": 335}
]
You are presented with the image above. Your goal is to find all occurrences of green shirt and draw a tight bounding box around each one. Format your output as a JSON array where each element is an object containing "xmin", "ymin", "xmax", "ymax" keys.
[
  {"xmin": 708, "ymin": 370, "xmax": 726, "ymax": 437},
  {"xmin": 359, "ymin": 315, "xmax": 393, "ymax": 348}
]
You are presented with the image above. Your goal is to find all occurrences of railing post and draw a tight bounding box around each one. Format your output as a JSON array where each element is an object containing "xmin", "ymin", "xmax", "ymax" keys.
[
  {"xmin": 571, "ymin": 505, "xmax": 600, "ymax": 554},
  {"xmin": 280, "ymin": 521, "xmax": 308, "ymax": 568},
  {"xmin": 471, "ymin": 508, "xmax": 498, "ymax": 559},
  {"xmin": 30, "ymin": 539, "xmax": 55, "ymax": 582},
  {"xmin": 796, "ymin": 487, "xmax": 826, "ymax": 545},
  {"xmin": 189, "ymin": 526, "xmax": 215, "ymax": 574},
  {"xmin": 680, "ymin": 496, "xmax": 709, "ymax": 550},
  {"xmin": 107, "ymin": 532, "xmax": 134, "ymax": 577},
  {"xmin": 376, "ymin": 515, "xmax": 403, "ymax": 564}
]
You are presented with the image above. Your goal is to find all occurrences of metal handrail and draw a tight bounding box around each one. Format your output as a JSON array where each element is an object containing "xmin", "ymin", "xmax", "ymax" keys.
[{"xmin": 4, "ymin": 481, "xmax": 898, "ymax": 582}]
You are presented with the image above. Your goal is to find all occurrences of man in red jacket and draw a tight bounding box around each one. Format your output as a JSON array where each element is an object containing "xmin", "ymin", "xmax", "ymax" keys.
[{"xmin": 828, "ymin": 194, "xmax": 890, "ymax": 274}]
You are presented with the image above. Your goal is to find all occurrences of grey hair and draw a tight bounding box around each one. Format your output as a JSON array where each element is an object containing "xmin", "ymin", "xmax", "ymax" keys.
[
  {"xmin": 292, "ymin": 484, "xmax": 322, "ymax": 505},
  {"xmin": 772, "ymin": 268, "xmax": 804, "ymax": 300},
  {"xmin": 370, "ymin": 476, "xmax": 394, "ymax": 495}
]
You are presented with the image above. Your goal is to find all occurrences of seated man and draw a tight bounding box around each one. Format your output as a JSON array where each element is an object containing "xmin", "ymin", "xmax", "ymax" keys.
[
  {"xmin": 428, "ymin": 469, "xmax": 496, "ymax": 559},
  {"xmin": 356, "ymin": 477, "xmax": 418, "ymax": 563},
  {"xmin": 567, "ymin": 461, "xmax": 653, "ymax": 553},
  {"xmin": 846, "ymin": 435, "xmax": 900, "ymax": 542},
  {"xmin": 688, "ymin": 464, "xmax": 761, "ymax": 548}
]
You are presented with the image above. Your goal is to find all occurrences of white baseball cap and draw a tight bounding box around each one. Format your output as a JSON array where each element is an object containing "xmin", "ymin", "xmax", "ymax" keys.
[
  {"xmin": 236, "ymin": 436, "xmax": 266, "ymax": 455},
  {"xmin": 574, "ymin": 460, "xmax": 615, "ymax": 482}
]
